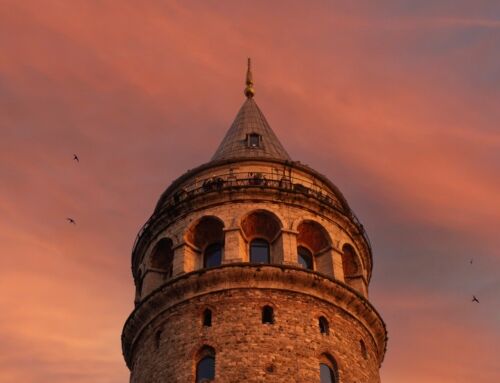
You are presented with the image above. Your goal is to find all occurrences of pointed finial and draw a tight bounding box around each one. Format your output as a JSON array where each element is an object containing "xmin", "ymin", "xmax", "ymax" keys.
[{"xmin": 244, "ymin": 57, "xmax": 255, "ymax": 98}]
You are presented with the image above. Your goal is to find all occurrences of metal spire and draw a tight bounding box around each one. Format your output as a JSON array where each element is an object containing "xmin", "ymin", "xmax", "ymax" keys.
[{"xmin": 244, "ymin": 58, "xmax": 255, "ymax": 98}]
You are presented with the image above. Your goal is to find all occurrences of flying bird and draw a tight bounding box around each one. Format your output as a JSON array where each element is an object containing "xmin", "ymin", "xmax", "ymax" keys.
[
  {"xmin": 472, "ymin": 295, "xmax": 479, "ymax": 303},
  {"xmin": 73, "ymin": 154, "xmax": 79, "ymax": 162},
  {"xmin": 66, "ymin": 217, "xmax": 76, "ymax": 225},
  {"xmin": 470, "ymin": 259, "xmax": 473, "ymax": 264}
]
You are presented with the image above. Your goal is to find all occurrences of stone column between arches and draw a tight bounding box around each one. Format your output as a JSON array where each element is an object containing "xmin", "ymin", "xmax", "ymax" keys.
[
  {"xmin": 280, "ymin": 229, "xmax": 299, "ymax": 265},
  {"xmin": 222, "ymin": 227, "xmax": 246, "ymax": 263}
]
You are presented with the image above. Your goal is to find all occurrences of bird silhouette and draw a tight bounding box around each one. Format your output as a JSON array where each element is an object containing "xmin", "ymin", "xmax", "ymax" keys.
[
  {"xmin": 470, "ymin": 259, "xmax": 473, "ymax": 264},
  {"xmin": 472, "ymin": 296, "xmax": 479, "ymax": 303},
  {"xmin": 66, "ymin": 217, "xmax": 76, "ymax": 225},
  {"xmin": 73, "ymin": 154, "xmax": 79, "ymax": 162}
]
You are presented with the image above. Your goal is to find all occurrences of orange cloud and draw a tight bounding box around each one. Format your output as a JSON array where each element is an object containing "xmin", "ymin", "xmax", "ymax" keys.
[{"xmin": 1, "ymin": 1, "xmax": 499, "ymax": 382}]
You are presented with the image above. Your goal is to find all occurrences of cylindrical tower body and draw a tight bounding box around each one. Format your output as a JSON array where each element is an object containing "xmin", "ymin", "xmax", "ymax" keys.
[{"xmin": 122, "ymin": 68, "xmax": 387, "ymax": 383}]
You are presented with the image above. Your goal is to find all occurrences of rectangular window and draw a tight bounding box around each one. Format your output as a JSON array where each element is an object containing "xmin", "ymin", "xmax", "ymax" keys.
[{"xmin": 248, "ymin": 133, "xmax": 260, "ymax": 148}]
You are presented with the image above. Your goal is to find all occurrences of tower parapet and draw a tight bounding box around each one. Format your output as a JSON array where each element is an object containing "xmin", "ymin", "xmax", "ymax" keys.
[{"xmin": 122, "ymin": 62, "xmax": 387, "ymax": 383}]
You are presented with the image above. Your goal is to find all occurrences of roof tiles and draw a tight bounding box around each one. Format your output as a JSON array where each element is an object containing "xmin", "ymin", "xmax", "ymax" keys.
[{"xmin": 211, "ymin": 98, "xmax": 291, "ymax": 162}]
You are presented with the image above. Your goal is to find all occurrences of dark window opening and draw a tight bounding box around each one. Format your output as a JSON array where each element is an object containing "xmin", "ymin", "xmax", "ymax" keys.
[
  {"xmin": 319, "ymin": 316, "xmax": 329, "ymax": 335},
  {"xmin": 360, "ymin": 339, "xmax": 368, "ymax": 359},
  {"xmin": 155, "ymin": 330, "xmax": 162, "ymax": 349},
  {"xmin": 204, "ymin": 243, "xmax": 223, "ymax": 268},
  {"xmin": 262, "ymin": 305, "xmax": 274, "ymax": 324},
  {"xmin": 250, "ymin": 239, "xmax": 270, "ymax": 264},
  {"xmin": 320, "ymin": 363, "xmax": 336, "ymax": 383},
  {"xmin": 196, "ymin": 355, "xmax": 215, "ymax": 382},
  {"xmin": 151, "ymin": 238, "xmax": 174, "ymax": 277},
  {"xmin": 298, "ymin": 246, "xmax": 314, "ymax": 270},
  {"xmin": 203, "ymin": 309, "xmax": 212, "ymax": 327},
  {"xmin": 248, "ymin": 133, "xmax": 261, "ymax": 148},
  {"xmin": 342, "ymin": 243, "xmax": 360, "ymax": 277}
]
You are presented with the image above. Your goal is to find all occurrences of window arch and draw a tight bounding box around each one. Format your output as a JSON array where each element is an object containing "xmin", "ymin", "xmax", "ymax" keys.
[
  {"xmin": 341, "ymin": 244, "xmax": 361, "ymax": 278},
  {"xmin": 150, "ymin": 238, "xmax": 174, "ymax": 277},
  {"xmin": 250, "ymin": 239, "xmax": 270, "ymax": 264},
  {"xmin": 319, "ymin": 316, "xmax": 329, "ymax": 335},
  {"xmin": 203, "ymin": 309, "xmax": 212, "ymax": 327},
  {"xmin": 204, "ymin": 243, "xmax": 222, "ymax": 268},
  {"xmin": 186, "ymin": 216, "xmax": 225, "ymax": 270},
  {"xmin": 262, "ymin": 305, "xmax": 274, "ymax": 324},
  {"xmin": 297, "ymin": 221, "xmax": 332, "ymax": 276},
  {"xmin": 196, "ymin": 346, "xmax": 215, "ymax": 382},
  {"xmin": 298, "ymin": 246, "xmax": 313, "ymax": 270},
  {"xmin": 319, "ymin": 353, "xmax": 338, "ymax": 383},
  {"xmin": 241, "ymin": 210, "xmax": 282, "ymax": 264}
]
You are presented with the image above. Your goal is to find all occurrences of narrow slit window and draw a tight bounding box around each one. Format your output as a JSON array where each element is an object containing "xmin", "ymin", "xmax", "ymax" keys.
[
  {"xmin": 319, "ymin": 316, "xmax": 329, "ymax": 335},
  {"xmin": 262, "ymin": 305, "xmax": 274, "ymax": 324},
  {"xmin": 155, "ymin": 330, "xmax": 162, "ymax": 349},
  {"xmin": 203, "ymin": 309, "xmax": 212, "ymax": 327},
  {"xmin": 360, "ymin": 339, "xmax": 368, "ymax": 359}
]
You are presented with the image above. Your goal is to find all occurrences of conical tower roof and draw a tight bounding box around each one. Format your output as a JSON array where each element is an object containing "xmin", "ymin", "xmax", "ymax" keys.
[{"xmin": 211, "ymin": 59, "xmax": 291, "ymax": 162}]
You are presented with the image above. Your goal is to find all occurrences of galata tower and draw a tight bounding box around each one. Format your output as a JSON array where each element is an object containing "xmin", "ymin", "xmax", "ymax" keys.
[{"xmin": 122, "ymin": 59, "xmax": 387, "ymax": 383}]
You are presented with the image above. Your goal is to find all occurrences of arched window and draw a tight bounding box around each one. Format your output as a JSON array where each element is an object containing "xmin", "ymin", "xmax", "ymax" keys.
[
  {"xmin": 262, "ymin": 305, "xmax": 274, "ymax": 324},
  {"xmin": 360, "ymin": 339, "xmax": 368, "ymax": 359},
  {"xmin": 203, "ymin": 309, "xmax": 212, "ymax": 327},
  {"xmin": 298, "ymin": 246, "xmax": 313, "ymax": 270},
  {"xmin": 319, "ymin": 353, "xmax": 338, "ymax": 383},
  {"xmin": 320, "ymin": 364, "xmax": 336, "ymax": 383},
  {"xmin": 151, "ymin": 238, "xmax": 174, "ymax": 277},
  {"xmin": 186, "ymin": 216, "xmax": 224, "ymax": 271},
  {"xmin": 297, "ymin": 221, "xmax": 332, "ymax": 276},
  {"xmin": 341, "ymin": 244, "xmax": 360, "ymax": 277},
  {"xmin": 196, "ymin": 346, "xmax": 215, "ymax": 382},
  {"xmin": 241, "ymin": 210, "xmax": 282, "ymax": 263},
  {"xmin": 319, "ymin": 316, "xmax": 329, "ymax": 335},
  {"xmin": 250, "ymin": 239, "xmax": 270, "ymax": 264},
  {"xmin": 204, "ymin": 243, "xmax": 222, "ymax": 268}
]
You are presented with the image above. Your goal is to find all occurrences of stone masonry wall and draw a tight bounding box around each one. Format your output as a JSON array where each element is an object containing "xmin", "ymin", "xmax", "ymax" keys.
[
  {"xmin": 140, "ymin": 199, "xmax": 369, "ymax": 300},
  {"xmin": 130, "ymin": 288, "xmax": 380, "ymax": 383}
]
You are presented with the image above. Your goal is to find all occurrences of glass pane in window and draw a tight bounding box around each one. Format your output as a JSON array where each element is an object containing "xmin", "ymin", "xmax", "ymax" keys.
[
  {"xmin": 204, "ymin": 244, "xmax": 222, "ymax": 268},
  {"xmin": 320, "ymin": 363, "xmax": 335, "ymax": 383},
  {"xmin": 250, "ymin": 239, "xmax": 270, "ymax": 263},
  {"xmin": 298, "ymin": 246, "xmax": 313, "ymax": 270},
  {"xmin": 196, "ymin": 356, "xmax": 215, "ymax": 382}
]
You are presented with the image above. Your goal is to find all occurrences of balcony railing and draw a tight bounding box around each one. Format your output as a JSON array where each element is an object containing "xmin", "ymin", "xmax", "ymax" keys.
[{"xmin": 132, "ymin": 171, "xmax": 372, "ymax": 261}]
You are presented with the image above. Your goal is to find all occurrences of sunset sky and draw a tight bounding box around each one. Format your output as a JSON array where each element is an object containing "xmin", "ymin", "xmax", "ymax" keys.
[{"xmin": 1, "ymin": 1, "xmax": 499, "ymax": 382}]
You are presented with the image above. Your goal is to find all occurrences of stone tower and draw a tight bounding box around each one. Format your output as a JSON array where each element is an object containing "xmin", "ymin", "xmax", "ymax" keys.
[{"xmin": 122, "ymin": 60, "xmax": 387, "ymax": 383}]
